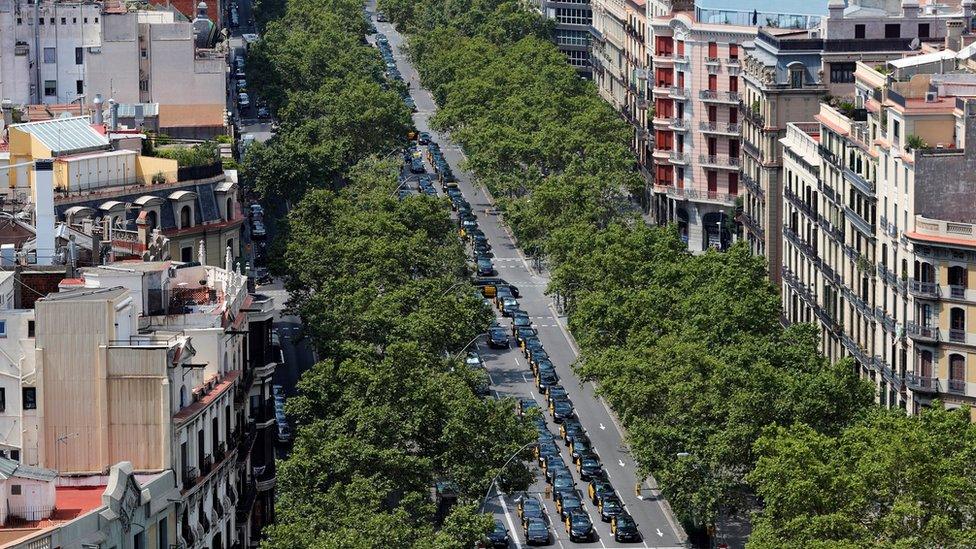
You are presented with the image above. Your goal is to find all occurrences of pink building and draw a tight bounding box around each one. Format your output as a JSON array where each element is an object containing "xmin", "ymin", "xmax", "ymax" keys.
[{"xmin": 649, "ymin": 12, "xmax": 756, "ymax": 251}]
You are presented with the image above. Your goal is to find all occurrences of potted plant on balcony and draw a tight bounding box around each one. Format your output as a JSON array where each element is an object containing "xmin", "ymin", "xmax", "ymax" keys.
[{"xmin": 905, "ymin": 134, "xmax": 928, "ymax": 151}]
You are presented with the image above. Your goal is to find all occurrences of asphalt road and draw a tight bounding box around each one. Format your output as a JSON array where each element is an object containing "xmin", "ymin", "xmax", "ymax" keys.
[{"xmin": 370, "ymin": 6, "xmax": 687, "ymax": 548}]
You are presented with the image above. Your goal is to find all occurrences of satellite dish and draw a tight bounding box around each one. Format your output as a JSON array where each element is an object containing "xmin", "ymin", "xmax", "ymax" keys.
[{"xmin": 910, "ymin": 37, "xmax": 921, "ymax": 50}]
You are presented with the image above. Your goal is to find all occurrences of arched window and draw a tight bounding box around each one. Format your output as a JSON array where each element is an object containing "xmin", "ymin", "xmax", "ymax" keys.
[
  {"xmin": 949, "ymin": 265, "xmax": 967, "ymax": 288},
  {"xmin": 180, "ymin": 205, "xmax": 192, "ymax": 229},
  {"xmin": 146, "ymin": 210, "xmax": 158, "ymax": 231},
  {"xmin": 918, "ymin": 350, "xmax": 933, "ymax": 377},
  {"xmin": 949, "ymin": 354, "xmax": 965, "ymax": 393},
  {"xmin": 951, "ymin": 307, "xmax": 966, "ymax": 331},
  {"xmin": 226, "ymin": 198, "xmax": 234, "ymax": 220}
]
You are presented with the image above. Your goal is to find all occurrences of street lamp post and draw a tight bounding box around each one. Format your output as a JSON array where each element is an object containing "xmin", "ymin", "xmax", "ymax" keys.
[
  {"xmin": 452, "ymin": 332, "xmax": 487, "ymax": 362},
  {"xmin": 478, "ymin": 440, "xmax": 536, "ymax": 512},
  {"xmin": 439, "ymin": 280, "xmax": 467, "ymax": 297}
]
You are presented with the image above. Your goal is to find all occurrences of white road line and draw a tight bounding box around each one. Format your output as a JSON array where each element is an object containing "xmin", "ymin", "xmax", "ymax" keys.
[{"xmin": 496, "ymin": 488, "xmax": 523, "ymax": 549}]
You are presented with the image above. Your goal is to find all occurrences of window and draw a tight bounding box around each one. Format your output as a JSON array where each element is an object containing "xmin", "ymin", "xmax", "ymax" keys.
[
  {"xmin": 893, "ymin": 119, "xmax": 900, "ymax": 140},
  {"xmin": 728, "ymin": 43, "xmax": 738, "ymax": 59},
  {"xmin": 854, "ymin": 24, "xmax": 865, "ymax": 39},
  {"xmin": 0, "ymin": 388, "xmax": 5, "ymax": 412},
  {"xmin": 139, "ymin": 80, "xmax": 149, "ymax": 92},
  {"xmin": 829, "ymin": 62, "xmax": 856, "ymax": 84},
  {"xmin": 60, "ymin": 17, "xmax": 66, "ymax": 24},
  {"xmin": 226, "ymin": 198, "xmax": 234, "ymax": 220},
  {"xmin": 707, "ymin": 41, "xmax": 717, "ymax": 59},
  {"xmin": 729, "ymin": 107, "xmax": 737, "ymax": 124},
  {"xmin": 49, "ymin": 18, "xmax": 54, "ymax": 25},
  {"xmin": 72, "ymin": 17, "xmax": 77, "ymax": 23},
  {"xmin": 181, "ymin": 246, "xmax": 192, "ymax": 263},
  {"xmin": 83, "ymin": 17, "xmax": 88, "ymax": 23},
  {"xmin": 0, "ymin": 320, "xmax": 6, "ymax": 337},
  {"xmin": 43, "ymin": 47, "xmax": 56, "ymax": 64},
  {"xmin": 556, "ymin": 29, "xmax": 588, "ymax": 47},
  {"xmin": 22, "ymin": 387, "xmax": 36, "ymax": 410},
  {"xmin": 76, "ymin": 80, "xmax": 83, "ymax": 95},
  {"xmin": 554, "ymin": 8, "xmax": 591, "ymax": 26},
  {"xmin": 918, "ymin": 23, "xmax": 930, "ymax": 38},
  {"xmin": 729, "ymin": 140, "xmax": 740, "ymax": 159},
  {"xmin": 728, "ymin": 173, "xmax": 738, "ymax": 195},
  {"xmin": 728, "ymin": 75, "xmax": 738, "ymax": 93},
  {"xmin": 94, "ymin": 17, "xmax": 99, "ymax": 23},
  {"xmin": 158, "ymin": 517, "xmax": 168, "ymax": 549},
  {"xmin": 27, "ymin": 320, "xmax": 34, "ymax": 338},
  {"xmin": 10, "ymin": 450, "xmax": 19, "ymax": 462},
  {"xmin": 950, "ymin": 354, "xmax": 965, "ymax": 383},
  {"xmin": 43, "ymin": 80, "xmax": 56, "ymax": 96},
  {"xmin": 38, "ymin": 17, "xmax": 44, "ymax": 25},
  {"xmin": 708, "ymin": 105, "xmax": 717, "ymax": 122},
  {"xmin": 75, "ymin": 46, "xmax": 83, "ymax": 64},
  {"xmin": 10, "ymin": 485, "xmax": 20, "ymax": 496},
  {"xmin": 790, "ymin": 67, "xmax": 804, "ymax": 89},
  {"xmin": 708, "ymin": 74, "xmax": 717, "ymax": 91},
  {"xmin": 884, "ymin": 24, "xmax": 900, "ymax": 38},
  {"xmin": 707, "ymin": 137, "xmax": 716, "ymax": 156},
  {"xmin": 180, "ymin": 205, "xmax": 192, "ymax": 228},
  {"xmin": 707, "ymin": 171, "xmax": 718, "ymax": 193},
  {"xmin": 16, "ymin": 17, "xmax": 21, "ymax": 25}
]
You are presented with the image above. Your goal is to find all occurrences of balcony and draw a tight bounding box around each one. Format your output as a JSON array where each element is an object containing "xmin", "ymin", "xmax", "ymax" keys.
[
  {"xmin": 742, "ymin": 173, "xmax": 764, "ymax": 200},
  {"xmin": 236, "ymin": 480, "xmax": 258, "ymax": 524},
  {"xmin": 905, "ymin": 372, "xmax": 939, "ymax": 393},
  {"xmin": 669, "ymin": 151, "xmax": 690, "ymax": 164},
  {"xmin": 698, "ymin": 121, "xmax": 740, "ymax": 135},
  {"xmin": 908, "ymin": 279, "xmax": 940, "ymax": 299},
  {"xmin": 740, "ymin": 211, "xmax": 765, "ymax": 240},
  {"xmin": 236, "ymin": 424, "xmax": 257, "ymax": 459},
  {"xmin": 741, "ymin": 102, "xmax": 765, "ymax": 126},
  {"xmin": 726, "ymin": 57, "xmax": 740, "ymax": 66},
  {"xmin": 669, "ymin": 86, "xmax": 690, "ymax": 99},
  {"xmin": 672, "ymin": 53, "xmax": 690, "ymax": 64},
  {"xmin": 842, "ymin": 166, "xmax": 875, "ymax": 195},
  {"xmin": 199, "ymin": 510, "xmax": 211, "ymax": 534},
  {"xmin": 669, "ymin": 117, "xmax": 690, "ymax": 131},
  {"xmin": 843, "ymin": 205, "xmax": 874, "ymax": 238},
  {"xmin": 906, "ymin": 322, "xmax": 940, "ymax": 342},
  {"xmin": 704, "ymin": 56, "xmax": 720, "ymax": 65},
  {"xmin": 947, "ymin": 379, "xmax": 967, "ymax": 394},
  {"xmin": 664, "ymin": 186, "xmax": 737, "ymax": 206},
  {"xmin": 949, "ymin": 328, "xmax": 967, "ymax": 344},
  {"xmin": 817, "ymin": 144, "xmax": 840, "ymax": 168},
  {"xmin": 784, "ymin": 187, "xmax": 814, "ymax": 218},
  {"xmin": 699, "ymin": 154, "xmax": 741, "ymax": 169},
  {"xmin": 949, "ymin": 285, "xmax": 968, "ymax": 300},
  {"xmin": 182, "ymin": 467, "xmax": 199, "ymax": 489}
]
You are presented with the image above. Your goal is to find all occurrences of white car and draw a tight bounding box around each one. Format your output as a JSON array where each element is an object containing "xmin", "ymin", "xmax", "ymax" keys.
[{"xmin": 238, "ymin": 92, "xmax": 250, "ymax": 107}]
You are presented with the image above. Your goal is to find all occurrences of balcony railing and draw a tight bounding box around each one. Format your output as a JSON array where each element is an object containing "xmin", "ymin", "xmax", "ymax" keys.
[
  {"xmin": 905, "ymin": 372, "xmax": 939, "ymax": 393},
  {"xmin": 908, "ymin": 279, "xmax": 940, "ymax": 298},
  {"xmin": 669, "ymin": 86, "xmax": 690, "ymax": 99},
  {"xmin": 669, "ymin": 151, "xmax": 690, "ymax": 164},
  {"xmin": 949, "ymin": 328, "xmax": 966, "ymax": 343},
  {"xmin": 236, "ymin": 480, "xmax": 258, "ymax": 524},
  {"xmin": 704, "ymin": 56, "xmax": 720, "ymax": 64},
  {"xmin": 742, "ymin": 173, "xmax": 764, "ymax": 199},
  {"xmin": 699, "ymin": 154, "xmax": 741, "ymax": 168},
  {"xmin": 669, "ymin": 117, "xmax": 689, "ymax": 130},
  {"xmin": 726, "ymin": 57, "xmax": 740, "ymax": 65},
  {"xmin": 182, "ymin": 467, "xmax": 199, "ymax": 488},
  {"xmin": 740, "ymin": 211, "xmax": 765, "ymax": 240},
  {"xmin": 664, "ymin": 186, "xmax": 737, "ymax": 206},
  {"xmin": 842, "ymin": 166, "xmax": 875, "ymax": 195},
  {"xmin": 948, "ymin": 379, "xmax": 966, "ymax": 394},
  {"xmin": 950, "ymin": 285, "xmax": 967, "ymax": 300},
  {"xmin": 741, "ymin": 100, "xmax": 765, "ymax": 126},
  {"xmin": 700, "ymin": 89, "xmax": 718, "ymax": 100},
  {"xmin": 672, "ymin": 53, "xmax": 690, "ymax": 63},
  {"xmin": 906, "ymin": 322, "xmax": 940, "ymax": 342}
]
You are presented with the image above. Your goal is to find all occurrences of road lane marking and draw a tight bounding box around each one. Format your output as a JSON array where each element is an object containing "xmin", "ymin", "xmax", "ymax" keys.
[
  {"xmin": 618, "ymin": 459, "xmax": 626, "ymax": 468},
  {"xmin": 657, "ymin": 528, "xmax": 664, "ymax": 537},
  {"xmin": 496, "ymin": 488, "xmax": 523, "ymax": 549},
  {"xmin": 600, "ymin": 423, "xmax": 606, "ymax": 430}
]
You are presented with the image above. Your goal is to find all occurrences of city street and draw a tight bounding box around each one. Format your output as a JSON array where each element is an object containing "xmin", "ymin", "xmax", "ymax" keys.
[{"xmin": 371, "ymin": 5, "xmax": 687, "ymax": 548}]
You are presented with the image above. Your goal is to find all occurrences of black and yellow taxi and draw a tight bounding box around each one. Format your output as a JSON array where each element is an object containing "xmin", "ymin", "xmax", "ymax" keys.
[
  {"xmin": 564, "ymin": 509, "xmax": 594, "ymax": 543},
  {"xmin": 610, "ymin": 512, "xmax": 641, "ymax": 542}
]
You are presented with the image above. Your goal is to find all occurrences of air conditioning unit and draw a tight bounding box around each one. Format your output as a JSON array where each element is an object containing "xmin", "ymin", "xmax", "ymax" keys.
[
  {"xmin": 925, "ymin": 91, "xmax": 938, "ymax": 102},
  {"xmin": 810, "ymin": 29, "xmax": 821, "ymax": 39},
  {"xmin": 936, "ymin": 143, "xmax": 946, "ymax": 149}
]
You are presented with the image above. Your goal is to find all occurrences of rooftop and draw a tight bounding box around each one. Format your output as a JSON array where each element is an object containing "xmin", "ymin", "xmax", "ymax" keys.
[
  {"xmin": 41, "ymin": 286, "xmax": 129, "ymax": 302},
  {"xmin": 11, "ymin": 117, "xmax": 109, "ymax": 156},
  {"xmin": 0, "ymin": 486, "xmax": 103, "ymax": 534},
  {"xmin": 695, "ymin": 0, "xmax": 829, "ymax": 16}
]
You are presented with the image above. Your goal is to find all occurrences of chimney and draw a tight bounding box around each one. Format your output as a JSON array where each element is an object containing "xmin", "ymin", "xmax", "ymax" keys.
[
  {"xmin": 901, "ymin": 0, "xmax": 920, "ymax": 19},
  {"xmin": 828, "ymin": 0, "xmax": 846, "ymax": 20},
  {"xmin": 947, "ymin": 19, "xmax": 964, "ymax": 51},
  {"xmin": 33, "ymin": 160, "xmax": 55, "ymax": 266},
  {"xmin": 109, "ymin": 98, "xmax": 119, "ymax": 131},
  {"xmin": 92, "ymin": 94, "xmax": 104, "ymax": 125},
  {"xmin": 1, "ymin": 99, "xmax": 13, "ymax": 130}
]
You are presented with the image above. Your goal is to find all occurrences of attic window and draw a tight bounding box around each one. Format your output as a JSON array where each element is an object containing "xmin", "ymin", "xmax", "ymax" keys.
[{"xmin": 10, "ymin": 485, "xmax": 20, "ymax": 495}]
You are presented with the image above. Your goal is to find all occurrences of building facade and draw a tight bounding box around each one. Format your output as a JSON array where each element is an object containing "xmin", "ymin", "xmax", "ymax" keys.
[
  {"xmin": 781, "ymin": 57, "xmax": 976, "ymax": 419},
  {"xmin": 591, "ymin": 0, "xmax": 650, "ymax": 171},
  {"xmin": 533, "ymin": 0, "xmax": 593, "ymax": 75}
]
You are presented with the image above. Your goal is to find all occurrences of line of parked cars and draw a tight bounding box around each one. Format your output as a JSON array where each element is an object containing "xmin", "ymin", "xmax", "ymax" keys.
[{"xmin": 373, "ymin": 33, "xmax": 416, "ymax": 112}]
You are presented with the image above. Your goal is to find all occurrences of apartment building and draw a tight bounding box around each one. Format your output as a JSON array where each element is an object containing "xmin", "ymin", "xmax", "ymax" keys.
[
  {"xmin": 21, "ymin": 259, "xmax": 277, "ymax": 547},
  {"xmin": 591, "ymin": 0, "xmax": 650, "ymax": 171},
  {"xmin": 781, "ymin": 55, "xmax": 976, "ymax": 418},
  {"xmin": 533, "ymin": 0, "xmax": 593, "ymax": 75},
  {"xmin": 0, "ymin": 0, "xmax": 226, "ymax": 138},
  {"xmin": 741, "ymin": 1, "xmax": 968, "ymax": 281},
  {"xmin": 648, "ymin": 13, "xmax": 755, "ymax": 251}
]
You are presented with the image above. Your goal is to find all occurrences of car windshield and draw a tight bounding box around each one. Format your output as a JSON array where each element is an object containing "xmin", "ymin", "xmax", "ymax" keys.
[
  {"xmin": 604, "ymin": 498, "xmax": 622, "ymax": 510},
  {"xmin": 492, "ymin": 521, "xmax": 506, "ymax": 533},
  {"xmin": 563, "ymin": 497, "xmax": 581, "ymax": 509},
  {"xmin": 617, "ymin": 515, "xmax": 636, "ymax": 528},
  {"xmin": 527, "ymin": 522, "xmax": 547, "ymax": 534},
  {"xmin": 523, "ymin": 499, "xmax": 541, "ymax": 512},
  {"xmin": 571, "ymin": 513, "xmax": 590, "ymax": 526},
  {"xmin": 583, "ymin": 458, "xmax": 599, "ymax": 468},
  {"xmin": 491, "ymin": 328, "xmax": 508, "ymax": 338}
]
